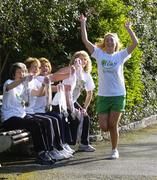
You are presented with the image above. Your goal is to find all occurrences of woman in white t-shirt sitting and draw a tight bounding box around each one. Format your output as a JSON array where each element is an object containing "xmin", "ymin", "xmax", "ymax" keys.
[
  {"xmin": 70, "ymin": 50, "xmax": 96, "ymax": 152},
  {"xmin": 54, "ymin": 50, "xmax": 96, "ymax": 152},
  {"xmin": 24, "ymin": 57, "xmax": 74, "ymax": 160},
  {"xmin": 34, "ymin": 57, "xmax": 75, "ymax": 160},
  {"xmin": 1, "ymin": 62, "xmax": 55, "ymax": 165}
]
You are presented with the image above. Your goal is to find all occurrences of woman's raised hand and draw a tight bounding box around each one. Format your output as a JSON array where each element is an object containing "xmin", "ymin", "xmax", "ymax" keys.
[
  {"xmin": 74, "ymin": 58, "xmax": 82, "ymax": 67},
  {"xmin": 124, "ymin": 22, "xmax": 132, "ymax": 29},
  {"xmin": 79, "ymin": 14, "xmax": 87, "ymax": 23}
]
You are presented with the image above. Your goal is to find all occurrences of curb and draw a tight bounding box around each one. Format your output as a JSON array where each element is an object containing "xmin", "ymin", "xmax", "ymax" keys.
[{"xmin": 89, "ymin": 114, "xmax": 157, "ymax": 142}]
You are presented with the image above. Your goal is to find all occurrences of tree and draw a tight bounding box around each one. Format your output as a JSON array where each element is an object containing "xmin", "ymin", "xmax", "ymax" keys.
[{"xmin": 1, "ymin": 0, "xmax": 151, "ymax": 131}]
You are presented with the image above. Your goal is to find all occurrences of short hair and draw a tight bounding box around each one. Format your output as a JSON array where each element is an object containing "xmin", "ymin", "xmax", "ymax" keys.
[
  {"xmin": 24, "ymin": 57, "xmax": 41, "ymax": 75},
  {"xmin": 38, "ymin": 57, "xmax": 52, "ymax": 73},
  {"xmin": 70, "ymin": 50, "xmax": 92, "ymax": 73},
  {"xmin": 9, "ymin": 62, "xmax": 27, "ymax": 80}
]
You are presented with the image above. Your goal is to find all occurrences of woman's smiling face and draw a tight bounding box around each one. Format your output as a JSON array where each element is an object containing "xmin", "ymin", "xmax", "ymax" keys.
[
  {"xmin": 104, "ymin": 34, "xmax": 117, "ymax": 52},
  {"xmin": 40, "ymin": 62, "xmax": 51, "ymax": 76},
  {"xmin": 14, "ymin": 68, "xmax": 26, "ymax": 80},
  {"xmin": 29, "ymin": 62, "xmax": 41, "ymax": 75}
]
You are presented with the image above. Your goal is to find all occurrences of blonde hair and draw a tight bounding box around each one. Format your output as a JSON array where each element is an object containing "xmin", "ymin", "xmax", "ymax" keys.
[
  {"xmin": 39, "ymin": 57, "xmax": 52, "ymax": 73},
  {"xmin": 24, "ymin": 57, "xmax": 41, "ymax": 75},
  {"xmin": 96, "ymin": 33, "xmax": 122, "ymax": 52},
  {"xmin": 70, "ymin": 50, "xmax": 92, "ymax": 73}
]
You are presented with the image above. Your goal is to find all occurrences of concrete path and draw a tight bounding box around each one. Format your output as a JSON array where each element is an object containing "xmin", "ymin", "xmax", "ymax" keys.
[{"xmin": 1, "ymin": 124, "xmax": 157, "ymax": 180}]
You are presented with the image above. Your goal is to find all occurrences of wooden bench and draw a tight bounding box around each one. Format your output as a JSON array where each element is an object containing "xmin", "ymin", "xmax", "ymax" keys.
[
  {"xmin": 0, "ymin": 95, "xmax": 32, "ymax": 154},
  {"xmin": 0, "ymin": 129, "xmax": 31, "ymax": 153}
]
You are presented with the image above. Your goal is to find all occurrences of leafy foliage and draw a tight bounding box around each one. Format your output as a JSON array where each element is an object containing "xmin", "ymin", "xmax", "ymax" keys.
[
  {"xmin": 0, "ymin": 0, "xmax": 156, "ymax": 132},
  {"xmin": 122, "ymin": 0, "xmax": 157, "ymax": 122}
]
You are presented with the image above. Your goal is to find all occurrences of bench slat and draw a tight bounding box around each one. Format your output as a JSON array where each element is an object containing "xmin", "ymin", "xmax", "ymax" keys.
[
  {"xmin": 13, "ymin": 137, "xmax": 30, "ymax": 145},
  {"xmin": 12, "ymin": 132, "xmax": 30, "ymax": 140}
]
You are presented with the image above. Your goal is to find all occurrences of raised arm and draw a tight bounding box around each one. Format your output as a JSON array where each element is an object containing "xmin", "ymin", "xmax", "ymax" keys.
[
  {"xmin": 79, "ymin": 14, "xmax": 95, "ymax": 54},
  {"xmin": 125, "ymin": 22, "xmax": 139, "ymax": 54}
]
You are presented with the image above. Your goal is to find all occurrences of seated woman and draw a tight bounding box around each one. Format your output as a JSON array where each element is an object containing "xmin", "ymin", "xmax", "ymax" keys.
[
  {"xmin": 24, "ymin": 57, "xmax": 73, "ymax": 161},
  {"xmin": 35, "ymin": 57, "xmax": 75, "ymax": 155},
  {"xmin": 52, "ymin": 50, "xmax": 96, "ymax": 152},
  {"xmin": 69, "ymin": 50, "xmax": 96, "ymax": 152},
  {"xmin": 1, "ymin": 62, "xmax": 55, "ymax": 165}
]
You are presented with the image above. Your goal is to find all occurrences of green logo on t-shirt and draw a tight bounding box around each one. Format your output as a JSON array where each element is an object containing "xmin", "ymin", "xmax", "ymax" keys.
[{"xmin": 101, "ymin": 59, "xmax": 117, "ymax": 72}]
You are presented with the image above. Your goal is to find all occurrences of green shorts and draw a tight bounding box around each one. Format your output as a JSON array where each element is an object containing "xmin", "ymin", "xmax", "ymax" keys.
[{"xmin": 96, "ymin": 96, "xmax": 126, "ymax": 114}]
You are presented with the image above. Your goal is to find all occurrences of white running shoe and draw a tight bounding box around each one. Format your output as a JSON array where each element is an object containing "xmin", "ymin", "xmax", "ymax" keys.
[
  {"xmin": 78, "ymin": 144, "xmax": 96, "ymax": 152},
  {"xmin": 63, "ymin": 143, "xmax": 75, "ymax": 154},
  {"xmin": 110, "ymin": 149, "xmax": 119, "ymax": 159},
  {"xmin": 49, "ymin": 149, "xmax": 65, "ymax": 161},
  {"xmin": 59, "ymin": 149, "xmax": 73, "ymax": 159}
]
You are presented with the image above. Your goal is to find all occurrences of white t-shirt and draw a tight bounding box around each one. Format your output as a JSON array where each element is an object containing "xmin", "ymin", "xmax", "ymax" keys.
[
  {"xmin": 24, "ymin": 78, "xmax": 41, "ymax": 114},
  {"xmin": 73, "ymin": 71, "xmax": 95, "ymax": 102},
  {"xmin": 52, "ymin": 70, "xmax": 77, "ymax": 106},
  {"xmin": 1, "ymin": 79, "xmax": 26, "ymax": 122},
  {"xmin": 34, "ymin": 76, "xmax": 47, "ymax": 113},
  {"xmin": 91, "ymin": 47, "xmax": 131, "ymax": 96}
]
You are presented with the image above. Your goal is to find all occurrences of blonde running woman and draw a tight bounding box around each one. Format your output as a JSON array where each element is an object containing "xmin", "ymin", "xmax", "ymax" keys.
[{"xmin": 80, "ymin": 14, "xmax": 138, "ymax": 159}]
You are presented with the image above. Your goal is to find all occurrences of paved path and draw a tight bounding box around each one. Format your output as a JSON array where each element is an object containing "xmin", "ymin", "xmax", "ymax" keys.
[{"xmin": 1, "ymin": 124, "xmax": 157, "ymax": 180}]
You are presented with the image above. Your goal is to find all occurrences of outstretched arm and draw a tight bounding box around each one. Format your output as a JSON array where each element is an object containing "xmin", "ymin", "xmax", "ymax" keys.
[
  {"xmin": 80, "ymin": 14, "xmax": 95, "ymax": 54},
  {"xmin": 6, "ymin": 75, "xmax": 33, "ymax": 91},
  {"xmin": 48, "ymin": 65, "xmax": 75, "ymax": 82},
  {"xmin": 125, "ymin": 22, "xmax": 138, "ymax": 54},
  {"xmin": 49, "ymin": 72, "xmax": 69, "ymax": 82},
  {"xmin": 6, "ymin": 78, "xmax": 25, "ymax": 91}
]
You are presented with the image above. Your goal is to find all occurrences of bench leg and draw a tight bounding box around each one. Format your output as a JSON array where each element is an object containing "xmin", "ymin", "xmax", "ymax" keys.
[{"xmin": 0, "ymin": 136, "xmax": 12, "ymax": 153}]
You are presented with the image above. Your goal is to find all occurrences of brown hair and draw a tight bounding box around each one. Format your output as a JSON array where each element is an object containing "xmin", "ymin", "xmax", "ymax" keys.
[
  {"xmin": 9, "ymin": 62, "xmax": 27, "ymax": 80},
  {"xmin": 24, "ymin": 57, "xmax": 41, "ymax": 75},
  {"xmin": 38, "ymin": 57, "xmax": 52, "ymax": 73}
]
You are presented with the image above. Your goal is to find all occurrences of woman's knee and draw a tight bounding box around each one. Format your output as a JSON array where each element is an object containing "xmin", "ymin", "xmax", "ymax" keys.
[
  {"xmin": 99, "ymin": 124, "xmax": 108, "ymax": 132},
  {"xmin": 98, "ymin": 119, "xmax": 108, "ymax": 131},
  {"xmin": 98, "ymin": 114, "xmax": 109, "ymax": 132}
]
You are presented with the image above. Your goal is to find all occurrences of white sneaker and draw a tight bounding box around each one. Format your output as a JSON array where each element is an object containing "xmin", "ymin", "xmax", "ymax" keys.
[
  {"xmin": 63, "ymin": 143, "xmax": 75, "ymax": 154},
  {"xmin": 49, "ymin": 149, "xmax": 65, "ymax": 161},
  {"xmin": 78, "ymin": 144, "xmax": 96, "ymax": 152},
  {"xmin": 59, "ymin": 149, "xmax": 73, "ymax": 159},
  {"xmin": 110, "ymin": 149, "xmax": 119, "ymax": 159}
]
